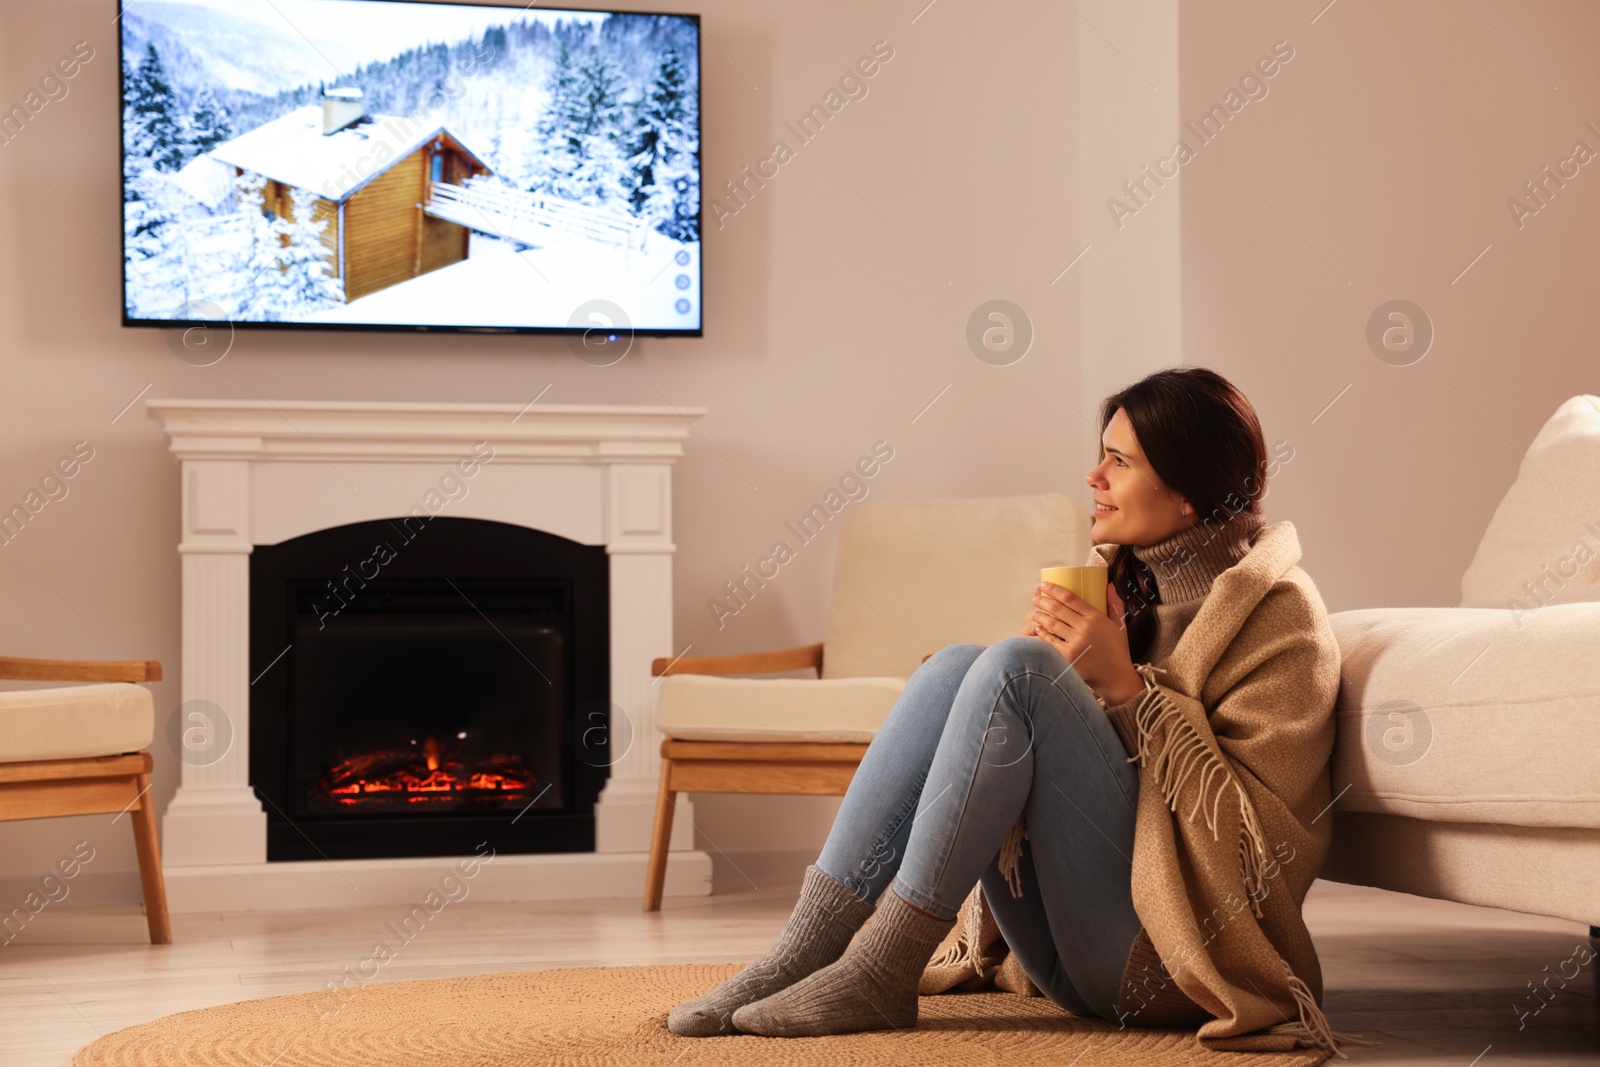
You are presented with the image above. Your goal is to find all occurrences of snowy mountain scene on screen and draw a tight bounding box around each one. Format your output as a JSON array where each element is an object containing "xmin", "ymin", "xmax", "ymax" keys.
[{"xmin": 120, "ymin": 0, "xmax": 701, "ymax": 333}]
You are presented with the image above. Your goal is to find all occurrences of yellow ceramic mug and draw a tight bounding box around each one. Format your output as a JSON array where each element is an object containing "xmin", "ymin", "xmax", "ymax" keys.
[{"xmin": 1040, "ymin": 565, "xmax": 1109, "ymax": 617}]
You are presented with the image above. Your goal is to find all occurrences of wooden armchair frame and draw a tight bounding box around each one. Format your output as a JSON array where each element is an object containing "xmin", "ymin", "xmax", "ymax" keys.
[
  {"xmin": 0, "ymin": 656, "xmax": 170, "ymax": 944},
  {"xmin": 644, "ymin": 643, "xmax": 879, "ymax": 911}
]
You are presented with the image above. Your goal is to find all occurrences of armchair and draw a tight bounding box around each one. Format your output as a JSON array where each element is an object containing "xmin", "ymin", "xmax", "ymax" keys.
[
  {"xmin": 0, "ymin": 655, "xmax": 169, "ymax": 944},
  {"xmin": 644, "ymin": 492, "xmax": 1086, "ymax": 910}
]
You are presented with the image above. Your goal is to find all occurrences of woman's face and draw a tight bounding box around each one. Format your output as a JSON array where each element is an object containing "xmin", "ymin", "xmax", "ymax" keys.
[{"xmin": 1085, "ymin": 407, "xmax": 1196, "ymax": 547}]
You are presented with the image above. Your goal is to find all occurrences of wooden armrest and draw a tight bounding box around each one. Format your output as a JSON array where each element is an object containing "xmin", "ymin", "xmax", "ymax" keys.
[
  {"xmin": 652, "ymin": 642, "xmax": 823, "ymax": 677},
  {"xmin": 0, "ymin": 657, "xmax": 162, "ymax": 683}
]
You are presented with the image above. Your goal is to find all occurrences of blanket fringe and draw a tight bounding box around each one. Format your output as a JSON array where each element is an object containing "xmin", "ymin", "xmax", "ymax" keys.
[
  {"xmin": 925, "ymin": 885, "xmax": 990, "ymax": 974},
  {"xmin": 996, "ymin": 815, "xmax": 1029, "ymax": 898},
  {"xmin": 1119, "ymin": 668, "xmax": 1381, "ymax": 1060},
  {"xmin": 1263, "ymin": 970, "xmax": 1383, "ymax": 1059},
  {"xmin": 1127, "ymin": 663, "xmax": 1272, "ymax": 919}
]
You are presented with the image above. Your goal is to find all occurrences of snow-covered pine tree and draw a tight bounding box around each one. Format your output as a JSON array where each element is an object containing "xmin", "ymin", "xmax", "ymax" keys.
[
  {"xmin": 124, "ymin": 163, "xmax": 181, "ymax": 263},
  {"xmin": 479, "ymin": 25, "xmax": 508, "ymax": 68},
  {"xmin": 575, "ymin": 44, "xmax": 633, "ymax": 208},
  {"xmin": 647, "ymin": 135, "xmax": 699, "ymax": 243},
  {"xmin": 277, "ymin": 185, "xmax": 344, "ymax": 312},
  {"xmin": 230, "ymin": 169, "xmax": 282, "ymax": 320},
  {"xmin": 122, "ymin": 48, "xmax": 192, "ymax": 317},
  {"xmin": 424, "ymin": 73, "xmax": 448, "ymax": 116},
  {"xmin": 187, "ymin": 87, "xmax": 233, "ymax": 155},
  {"xmin": 121, "ymin": 49, "xmax": 143, "ymax": 153},
  {"xmin": 122, "ymin": 194, "xmax": 188, "ymax": 317},
  {"xmin": 627, "ymin": 44, "xmax": 699, "ymax": 241},
  {"xmin": 240, "ymin": 183, "xmax": 344, "ymax": 321},
  {"xmin": 123, "ymin": 53, "xmax": 155, "ymax": 243},
  {"xmin": 128, "ymin": 44, "xmax": 186, "ymax": 172},
  {"xmin": 528, "ymin": 40, "xmax": 583, "ymax": 196},
  {"xmin": 624, "ymin": 64, "xmax": 662, "ymax": 214},
  {"xmin": 531, "ymin": 37, "xmax": 632, "ymax": 208},
  {"xmin": 123, "ymin": 50, "xmax": 162, "ymax": 255}
]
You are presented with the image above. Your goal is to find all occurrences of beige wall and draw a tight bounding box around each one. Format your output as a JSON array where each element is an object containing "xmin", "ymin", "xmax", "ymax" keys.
[
  {"xmin": 1078, "ymin": 2, "xmax": 1181, "ymax": 488},
  {"xmin": 1178, "ymin": 0, "xmax": 1599, "ymax": 611}
]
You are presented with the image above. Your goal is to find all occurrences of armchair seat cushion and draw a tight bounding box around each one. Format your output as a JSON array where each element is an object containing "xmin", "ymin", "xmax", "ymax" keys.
[
  {"xmin": 657, "ymin": 674, "xmax": 907, "ymax": 743},
  {"xmin": 1329, "ymin": 602, "xmax": 1600, "ymax": 830},
  {"xmin": 0, "ymin": 683, "xmax": 155, "ymax": 763}
]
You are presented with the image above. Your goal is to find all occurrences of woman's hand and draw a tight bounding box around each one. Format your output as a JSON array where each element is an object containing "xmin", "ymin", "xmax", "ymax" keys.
[{"xmin": 1027, "ymin": 581, "xmax": 1144, "ymax": 706}]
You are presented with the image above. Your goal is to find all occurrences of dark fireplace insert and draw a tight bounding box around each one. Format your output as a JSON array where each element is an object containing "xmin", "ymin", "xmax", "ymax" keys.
[{"xmin": 249, "ymin": 516, "xmax": 610, "ymax": 861}]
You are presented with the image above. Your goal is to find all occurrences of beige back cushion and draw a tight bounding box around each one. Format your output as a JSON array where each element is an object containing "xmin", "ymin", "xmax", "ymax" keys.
[
  {"xmin": 1458, "ymin": 394, "xmax": 1600, "ymax": 609},
  {"xmin": 820, "ymin": 493, "xmax": 1088, "ymax": 679}
]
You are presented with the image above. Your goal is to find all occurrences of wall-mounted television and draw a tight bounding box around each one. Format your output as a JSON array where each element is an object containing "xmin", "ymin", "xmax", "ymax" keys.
[{"xmin": 119, "ymin": 0, "xmax": 701, "ymax": 337}]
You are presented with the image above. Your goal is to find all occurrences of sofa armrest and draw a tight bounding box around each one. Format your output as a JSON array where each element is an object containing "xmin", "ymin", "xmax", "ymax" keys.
[{"xmin": 651, "ymin": 642, "xmax": 823, "ymax": 677}]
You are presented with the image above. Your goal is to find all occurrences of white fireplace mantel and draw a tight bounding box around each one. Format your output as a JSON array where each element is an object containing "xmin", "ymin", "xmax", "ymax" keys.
[{"xmin": 147, "ymin": 398, "xmax": 712, "ymax": 911}]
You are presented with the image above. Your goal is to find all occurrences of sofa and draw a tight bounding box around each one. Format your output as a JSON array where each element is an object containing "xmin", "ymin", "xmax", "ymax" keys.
[{"xmin": 1320, "ymin": 394, "xmax": 1600, "ymax": 931}]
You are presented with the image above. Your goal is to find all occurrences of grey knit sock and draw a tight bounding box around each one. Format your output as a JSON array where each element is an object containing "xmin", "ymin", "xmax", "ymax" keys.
[
  {"xmin": 667, "ymin": 864, "xmax": 876, "ymax": 1037},
  {"xmin": 730, "ymin": 887, "xmax": 956, "ymax": 1037}
]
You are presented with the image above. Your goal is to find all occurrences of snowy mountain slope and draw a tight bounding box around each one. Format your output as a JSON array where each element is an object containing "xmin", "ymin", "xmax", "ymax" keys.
[{"xmin": 122, "ymin": 2, "xmax": 363, "ymax": 97}]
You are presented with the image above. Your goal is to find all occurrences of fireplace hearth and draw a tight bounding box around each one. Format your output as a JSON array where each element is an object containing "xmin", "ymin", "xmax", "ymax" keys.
[{"xmin": 250, "ymin": 516, "xmax": 609, "ymax": 861}]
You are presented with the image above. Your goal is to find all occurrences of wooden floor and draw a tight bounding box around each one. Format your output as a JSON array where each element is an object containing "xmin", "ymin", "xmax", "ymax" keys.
[{"xmin": 1, "ymin": 876, "xmax": 1594, "ymax": 1065}]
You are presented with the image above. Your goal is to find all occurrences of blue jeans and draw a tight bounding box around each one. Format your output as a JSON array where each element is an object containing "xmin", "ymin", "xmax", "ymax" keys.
[{"xmin": 815, "ymin": 636, "xmax": 1144, "ymax": 1023}]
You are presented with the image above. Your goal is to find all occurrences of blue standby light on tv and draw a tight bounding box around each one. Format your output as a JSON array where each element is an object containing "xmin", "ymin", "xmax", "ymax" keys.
[{"xmin": 118, "ymin": 0, "xmax": 702, "ymax": 336}]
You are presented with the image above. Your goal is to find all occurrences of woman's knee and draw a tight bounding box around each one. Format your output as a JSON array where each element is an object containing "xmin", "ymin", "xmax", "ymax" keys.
[
  {"xmin": 963, "ymin": 636, "xmax": 1096, "ymax": 742},
  {"xmin": 975, "ymin": 634, "xmax": 1070, "ymax": 677},
  {"xmin": 934, "ymin": 643, "xmax": 979, "ymax": 668},
  {"xmin": 893, "ymin": 643, "xmax": 985, "ymax": 730},
  {"xmin": 920, "ymin": 642, "xmax": 985, "ymax": 675}
]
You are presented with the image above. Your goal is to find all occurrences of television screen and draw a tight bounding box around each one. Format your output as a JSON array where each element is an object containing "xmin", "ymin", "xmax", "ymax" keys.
[{"xmin": 119, "ymin": 0, "xmax": 701, "ymax": 336}]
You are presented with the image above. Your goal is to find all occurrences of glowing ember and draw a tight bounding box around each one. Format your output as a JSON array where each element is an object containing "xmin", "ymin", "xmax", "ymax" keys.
[{"xmin": 315, "ymin": 739, "xmax": 536, "ymax": 812}]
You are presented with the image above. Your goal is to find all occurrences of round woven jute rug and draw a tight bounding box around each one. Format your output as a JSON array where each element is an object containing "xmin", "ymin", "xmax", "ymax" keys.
[{"xmin": 73, "ymin": 963, "xmax": 1328, "ymax": 1066}]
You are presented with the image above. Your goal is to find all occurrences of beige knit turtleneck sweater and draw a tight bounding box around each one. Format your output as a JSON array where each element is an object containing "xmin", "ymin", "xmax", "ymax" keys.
[{"xmin": 1112, "ymin": 506, "xmax": 1267, "ymax": 689}]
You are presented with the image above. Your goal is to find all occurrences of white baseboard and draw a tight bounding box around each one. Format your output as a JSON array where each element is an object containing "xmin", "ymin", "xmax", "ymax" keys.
[
  {"xmin": 708, "ymin": 848, "xmax": 817, "ymax": 895},
  {"xmin": 163, "ymin": 848, "xmax": 714, "ymax": 913},
  {"xmin": 3, "ymin": 850, "xmax": 811, "ymax": 914},
  {"xmin": 0, "ymin": 870, "xmax": 144, "ymax": 909}
]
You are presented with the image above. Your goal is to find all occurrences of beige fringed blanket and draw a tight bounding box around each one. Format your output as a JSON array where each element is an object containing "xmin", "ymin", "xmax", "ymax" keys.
[
  {"xmin": 917, "ymin": 881, "xmax": 1040, "ymax": 998},
  {"xmin": 919, "ymin": 519, "xmax": 1380, "ymax": 1064}
]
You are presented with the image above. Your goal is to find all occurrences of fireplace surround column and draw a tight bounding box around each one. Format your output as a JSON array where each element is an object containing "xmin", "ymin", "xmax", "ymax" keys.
[
  {"xmin": 597, "ymin": 463, "xmax": 680, "ymax": 853},
  {"xmin": 164, "ymin": 460, "xmax": 265, "ymax": 865}
]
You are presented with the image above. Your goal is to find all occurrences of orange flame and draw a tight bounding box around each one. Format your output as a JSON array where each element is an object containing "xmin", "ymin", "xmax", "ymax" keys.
[{"xmin": 318, "ymin": 741, "xmax": 537, "ymax": 811}]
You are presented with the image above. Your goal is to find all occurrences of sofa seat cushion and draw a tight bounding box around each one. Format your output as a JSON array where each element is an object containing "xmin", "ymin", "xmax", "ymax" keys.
[
  {"xmin": 657, "ymin": 674, "xmax": 906, "ymax": 743},
  {"xmin": 1329, "ymin": 603, "xmax": 1600, "ymax": 829},
  {"xmin": 0, "ymin": 683, "xmax": 155, "ymax": 763}
]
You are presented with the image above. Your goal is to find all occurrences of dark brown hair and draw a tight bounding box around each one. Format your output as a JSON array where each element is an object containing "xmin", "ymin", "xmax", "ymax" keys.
[{"xmin": 1098, "ymin": 367, "xmax": 1268, "ymax": 661}]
